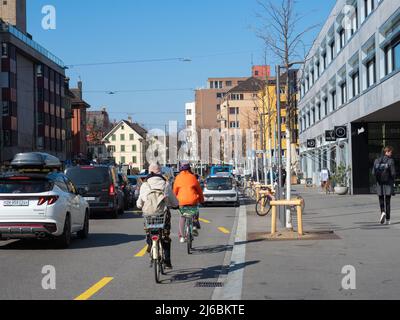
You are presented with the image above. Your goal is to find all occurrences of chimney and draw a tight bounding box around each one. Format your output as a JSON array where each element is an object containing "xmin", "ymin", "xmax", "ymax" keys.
[
  {"xmin": 78, "ymin": 81, "xmax": 83, "ymax": 99},
  {"xmin": 128, "ymin": 116, "xmax": 132, "ymax": 124}
]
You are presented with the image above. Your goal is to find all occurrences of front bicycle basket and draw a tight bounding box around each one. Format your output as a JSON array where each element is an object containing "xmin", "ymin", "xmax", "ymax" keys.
[
  {"xmin": 144, "ymin": 214, "xmax": 166, "ymax": 229},
  {"xmin": 179, "ymin": 207, "xmax": 198, "ymax": 218}
]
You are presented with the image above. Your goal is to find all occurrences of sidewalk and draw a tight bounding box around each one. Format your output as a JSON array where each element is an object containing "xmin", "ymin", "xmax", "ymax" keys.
[{"xmin": 242, "ymin": 185, "xmax": 400, "ymax": 300}]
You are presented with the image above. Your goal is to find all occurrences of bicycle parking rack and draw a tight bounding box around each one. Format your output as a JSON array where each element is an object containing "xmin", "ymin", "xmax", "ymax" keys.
[{"xmin": 270, "ymin": 199, "xmax": 304, "ymax": 236}]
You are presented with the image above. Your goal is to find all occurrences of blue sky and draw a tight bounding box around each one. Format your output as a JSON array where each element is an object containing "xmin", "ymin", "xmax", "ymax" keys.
[{"xmin": 26, "ymin": 0, "xmax": 336, "ymax": 129}]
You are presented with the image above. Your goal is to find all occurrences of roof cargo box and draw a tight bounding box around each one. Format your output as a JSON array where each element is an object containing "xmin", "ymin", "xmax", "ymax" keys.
[{"xmin": 11, "ymin": 153, "xmax": 62, "ymax": 170}]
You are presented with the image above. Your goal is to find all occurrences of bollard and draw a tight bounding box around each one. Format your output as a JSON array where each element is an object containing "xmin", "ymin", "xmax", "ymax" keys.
[
  {"xmin": 271, "ymin": 205, "xmax": 277, "ymax": 235},
  {"xmin": 297, "ymin": 204, "xmax": 303, "ymax": 236}
]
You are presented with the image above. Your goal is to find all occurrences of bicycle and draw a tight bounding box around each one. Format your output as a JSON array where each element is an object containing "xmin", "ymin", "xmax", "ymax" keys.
[
  {"xmin": 144, "ymin": 214, "xmax": 167, "ymax": 284},
  {"xmin": 256, "ymin": 187, "xmax": 275, "ymax": 217},
  {"xmin": 179, "ymin": 207, "xmax": 198, "ymax": 255}
]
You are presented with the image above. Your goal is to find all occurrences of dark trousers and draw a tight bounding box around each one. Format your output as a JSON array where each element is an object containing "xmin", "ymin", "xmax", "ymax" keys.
[
  {"xmin": 379, "ymin": 196, "xmax": 392, "ymax": 220},
  {"xmin": 145, "ymin": 211, "xmax": 172, "ymax": 262}
]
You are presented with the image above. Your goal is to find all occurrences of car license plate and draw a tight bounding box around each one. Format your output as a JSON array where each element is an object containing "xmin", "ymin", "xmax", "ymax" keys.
[
  {"xmin": 84, "ymin": 197, "xmax": 96, "ymax": 202},
  {"xmin": 3, "ymin": 200, "xmax": 29, "ymax": 207}
]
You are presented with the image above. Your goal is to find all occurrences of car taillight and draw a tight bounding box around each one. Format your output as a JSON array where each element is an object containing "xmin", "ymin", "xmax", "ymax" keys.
[
  {"xmin": 109, "ymin": 184, "xmax": 116, "ymax": 196},
  {"xmin": 38, "ymin": 196, "xmax": 59, "ymax": 206}
]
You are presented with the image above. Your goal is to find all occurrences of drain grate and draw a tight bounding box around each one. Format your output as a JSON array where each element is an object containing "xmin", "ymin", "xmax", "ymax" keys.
[{"xmin": 195, "ymin": 282, "xmax": 224, "ymax": 288}]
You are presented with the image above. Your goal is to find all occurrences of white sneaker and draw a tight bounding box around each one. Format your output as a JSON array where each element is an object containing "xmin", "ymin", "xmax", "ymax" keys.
[
  {"xmin": 179, "ymin": 237, "xmax": 185, "ymax": 243},
  {"xmin": 380, "ymin": 212, "xmax": 387, "ymax": 225},
  {"xmin": 386, "ymin": 220, "xmax": 391, "ymax": 225}
]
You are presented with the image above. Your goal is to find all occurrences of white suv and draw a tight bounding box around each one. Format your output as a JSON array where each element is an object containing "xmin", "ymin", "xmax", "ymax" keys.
[{"xmin": 0, "ymin": 153, "xmax": 89, "ymax": 248}]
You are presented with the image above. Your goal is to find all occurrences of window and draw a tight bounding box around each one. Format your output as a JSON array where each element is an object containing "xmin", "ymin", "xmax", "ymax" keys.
[
  {"xmin": 322, "ymin": 52, "xmax": 327, "ymax": 70},
  {"xmin": 217, "ymin": 104, "xmax": 221, "ymax": 111},
  {"xmin": 229, "ymin": 121, "xmax": 239, "ymax": 128},
  {"xmin": 311, "ymin": 108, "xmax": 316, "ymax": 124},
  {"xmin": 351, "ymin": 72, "xmax": 360, "ymax": 97},
  {"xmin": 385, "ymin": 37, "xmax": 400, "ymax": 75},
  {"xmin": 108, "ymin": 145, "xmax": 116, "ymax": 153},
  {"xmin": 187, "ymin": 120, "xmax": 192, "ymax": 127},
  {"xmin": 186, "ymin": 109, "xmax": 192, "ymax": 116},
  {"xmin": 132, "ymin": 145, "xmax": 137, "ymax": 152},
  {"xmin": 121, "ymin": 145, "xmax": 125, "ymax": 152},
  {"xmin": 120, "ymin": 134, "xmax": 125, "ymax": 141},
  {"xmin": 111, "ymin": 135, "xmax": 116, "ymax": 141},
  {"xmin": 129, "ymin": 134, "xmax": 134, "ymax": 141},
  {"xmin": 1, "ymin": 42, "xmax": 8, "ymax": 57},
  {"xmin": 226, "ymin": 81, "xmax": 232, "ymax": 87},
  {"xmin": 364, "ymin": 0, "xmax": 374, "ymax": 18},
  {"xmin": 317, "ymin": 103, "xmax": 321, "ymax": 121},
  {"xmin": 2, "ymin": 101, "xmax": 9, "ymax": 116},
  {"xmin": 339, "ymin": 28, "xmax": 346, "ymax": 50},
  {"xmin": 366, "ymin": 58, "xmax": 376, "ymax": 88},
  {"xmin": 316, "ymin": 61, "xmax": 320, "ymax": 78},
  {"xmin": 394, "ymin": 40, "xmax": 400, "ymax": 71},
  {"xmin": 229, "ymin": 107, "xmax": 239, "ymax": 115},
  {"xmin": 350, "ymin": 7, "xmax": 358, "ymax": 36},
  {"xmin": 340, "ymin": 82, "xmax": 347, "ymax": 105},
  {"xmin": 231, "ymin": 94, "xmax": 244, "ymax": 100},
  {"xmin": 132, "ymin": 156, "xmax": 137, "ymax": 164},
  {"xmin": 120, "ymin": 157, "xmax": 126, "ymax": 164},
  {"xmin": 330, "ymin": 41, "xmax": 335, "ymax": 61},
  {"xmin": 322, "ymin": 97, "xmax": 328, "ymax": 116},
  {"xmin": 331, "ymin": 90, "xmax": 337, "ymax": 111}
]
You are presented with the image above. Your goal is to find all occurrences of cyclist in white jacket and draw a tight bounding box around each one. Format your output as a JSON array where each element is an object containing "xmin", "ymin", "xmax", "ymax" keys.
[{"xmin": 137, "ymin": 163, "xmax": 179, "ymax": 270}]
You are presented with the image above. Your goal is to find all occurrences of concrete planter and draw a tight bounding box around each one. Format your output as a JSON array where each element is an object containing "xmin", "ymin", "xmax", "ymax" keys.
[{"xmin": 334, "ymin": 186, "xmax": 349, "ymax": 195}]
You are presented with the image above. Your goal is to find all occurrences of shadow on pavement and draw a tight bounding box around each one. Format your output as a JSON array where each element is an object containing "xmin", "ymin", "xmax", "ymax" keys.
[
  {"xmin": 191, "ymin": 244, "xmax": 233, "ymax": 255},
  {"xmin": 163, "ymin": 260, "xmax": 260, "ymax": 285},
  {"xmin": 0, "ymin": 233, "xmax": 146, "ymax": 251}
]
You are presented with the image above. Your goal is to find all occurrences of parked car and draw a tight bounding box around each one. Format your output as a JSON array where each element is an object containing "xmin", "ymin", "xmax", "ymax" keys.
[
  {"xmin": 203, "ymin": 175, "xmax": 240, "ymax": 207},
  {"xmin": 0, "ymin": 152, "xmax": 90, "ymax": 248},
  {"xmin": 118, "ymin": 172, "xmax": 135, "ymax": 209},
  {"xmin": 65, "ymin": 165, "xmax": 124, "ymax": 218}
]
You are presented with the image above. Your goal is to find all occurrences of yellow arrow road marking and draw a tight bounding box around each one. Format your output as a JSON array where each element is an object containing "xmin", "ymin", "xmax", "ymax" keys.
[
  {"xmin": 218, "ymin": 227, "xmax": 230, "ymax": 234},
  {"xmin": 74, "ymin": 277, "xmax": 113, "ymax": 301},
  {"xmin": 135, "ymin": 245, "xmax": 148, "ymax": 257}
]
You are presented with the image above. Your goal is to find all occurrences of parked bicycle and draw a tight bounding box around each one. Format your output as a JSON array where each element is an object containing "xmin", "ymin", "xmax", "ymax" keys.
[
  {"xmin": 144, "ymin": 214, "xmax": 167, "ymax": 284},
  {"xmin": 179, "ymin": 207, "xmax": 198, "ymax": 255}
]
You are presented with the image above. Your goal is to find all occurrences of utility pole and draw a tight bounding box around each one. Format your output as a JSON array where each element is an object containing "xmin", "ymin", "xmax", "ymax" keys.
[{"xmin": 276, "ymin": 65, "xmax": 284, "ymax": 226}]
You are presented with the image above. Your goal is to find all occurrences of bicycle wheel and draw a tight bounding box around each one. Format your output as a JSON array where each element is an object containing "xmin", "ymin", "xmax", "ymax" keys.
[
  {"xmin": 186, "ymin": 220, "xmax": 192, "ymax": 255},
  {"xmin": 160, "ymin": 241, "xmax": 166, "ymax": 275},
  {"xmin": 256, "ymin": 196, "xmax": 272, "ymax": 217},
  {"xmin": 154, "ymin": 243, "xmax": 161, "ymax": 284}
]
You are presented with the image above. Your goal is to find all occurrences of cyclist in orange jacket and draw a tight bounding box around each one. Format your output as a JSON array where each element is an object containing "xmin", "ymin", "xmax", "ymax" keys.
[{"xmin": 173, "ymin": 162, "xmax": 204, "ymax": 242}]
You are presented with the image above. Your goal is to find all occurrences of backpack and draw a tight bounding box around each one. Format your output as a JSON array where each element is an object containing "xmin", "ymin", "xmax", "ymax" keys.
[
  {"xmin": 375, "ymin": 158, "xmax": 391, "ymax": 184},
  {"xmin": 142, "ymin": 182, "xmax": 167, "ymax": 216}
]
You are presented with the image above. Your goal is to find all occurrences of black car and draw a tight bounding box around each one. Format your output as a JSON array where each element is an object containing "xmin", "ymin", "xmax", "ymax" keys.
[
  {"xmin": 65, "ymin": 165, "xmax": 124, "ymax": 218},
  {"xmin": 117, "ymin": 172, "xmax": 135, "ymax": 209}
]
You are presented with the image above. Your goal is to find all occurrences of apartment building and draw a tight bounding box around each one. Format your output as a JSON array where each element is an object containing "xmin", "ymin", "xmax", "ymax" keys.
[
  {"xmin": 0, "ymin": 0, "xmax": 68, "ymax": 162},
  {"xmin": 185, "ymin": 102, "xmax": 198, "ymax": 161},
  {"xmin": 298, "ymin": 0, "xmax": 400, "ymax": 194},
  {"xmin": 103, "ymin": 120, "xmax": 147, "ymax": 171}
]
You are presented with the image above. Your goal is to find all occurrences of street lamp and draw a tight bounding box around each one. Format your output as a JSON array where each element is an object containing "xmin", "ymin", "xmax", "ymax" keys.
[{"xmin": 276, "ymin": 61, "xmax": 304, "ymax": 229}]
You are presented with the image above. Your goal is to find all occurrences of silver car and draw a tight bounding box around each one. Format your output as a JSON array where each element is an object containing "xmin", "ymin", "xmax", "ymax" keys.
[{"xmin": 203, "ymin": 175, "xmax": 240, "ymax": 207}]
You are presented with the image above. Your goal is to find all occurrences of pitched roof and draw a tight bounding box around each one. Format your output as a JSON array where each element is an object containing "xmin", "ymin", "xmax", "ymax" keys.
[
  {"xmin": 102, "ymin": 120, "xmax": 147, "ymax": 142},
  {"xmin": 70, "ymin": 89, "xmax": 90, "ymax": 108},
  {"xmin": 229, "ymin": 77, "xmax": 266, "ymax": 93}
]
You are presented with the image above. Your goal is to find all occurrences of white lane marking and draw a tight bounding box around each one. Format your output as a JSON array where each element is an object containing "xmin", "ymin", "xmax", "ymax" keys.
[{"xmin": 212, "ymin": 205, "xmax": 247, "ymax": 300}]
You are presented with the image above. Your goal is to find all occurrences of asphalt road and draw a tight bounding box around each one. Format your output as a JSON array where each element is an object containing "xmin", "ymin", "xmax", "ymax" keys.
[{"xmin": 0, "ymin": 205, "xmax": 239, "ymax": 300}]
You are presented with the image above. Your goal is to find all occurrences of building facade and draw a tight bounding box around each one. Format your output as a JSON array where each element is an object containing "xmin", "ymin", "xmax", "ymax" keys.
[
  {"xmin": 103, "ymin": 120, "xmax": 147, "ymax": 171},
  {"xmin": 0, "ymin": 6, "xmax": 68, "ymax": 162},
  {"xmin": 87, "ymin": 107, "xmax": 111, "ymax": 161},
  {"xmin": 298, "ymin": 0, "xmax": 400, "ymax": 194},
  {"xmin": 70, "ymin": 81, "xmax": 90, "ymax": 160},
  {"xmin": 185, "ymin": 102, "xmax": 198, "ymax": 161}
]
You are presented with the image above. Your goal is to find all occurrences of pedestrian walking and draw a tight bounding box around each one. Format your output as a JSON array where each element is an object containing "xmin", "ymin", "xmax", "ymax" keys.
[
  {"xmin": 320, "ymin": 168, "xmax": 331, "ymax": 194},
  {"xmin": 373, "ymin": 146, "xmax": 396, "ymax": 225}
]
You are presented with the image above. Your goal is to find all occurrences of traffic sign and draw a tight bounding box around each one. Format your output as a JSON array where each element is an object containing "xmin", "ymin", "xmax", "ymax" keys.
[{"xmin": 325, "ymin": 130, "xmax": 336, "ymax": 142}]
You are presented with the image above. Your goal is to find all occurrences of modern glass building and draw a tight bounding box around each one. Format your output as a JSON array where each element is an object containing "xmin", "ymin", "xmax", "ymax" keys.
[{"xmin": 298, "ymin": 0, "xmax": 400, "ymax": 194}]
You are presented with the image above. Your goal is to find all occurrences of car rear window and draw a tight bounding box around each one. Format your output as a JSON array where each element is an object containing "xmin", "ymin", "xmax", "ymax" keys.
[
  {"xmin": 206, "ymin": 178, "xmax": 233, "ymax": 190},
  {"xmin": 65, "ymin": 167, "xmax": 110, "ymax": 185},
  {"xmin": 0, "ymin": 178, "xmax": 52, "ymax": 194}
]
